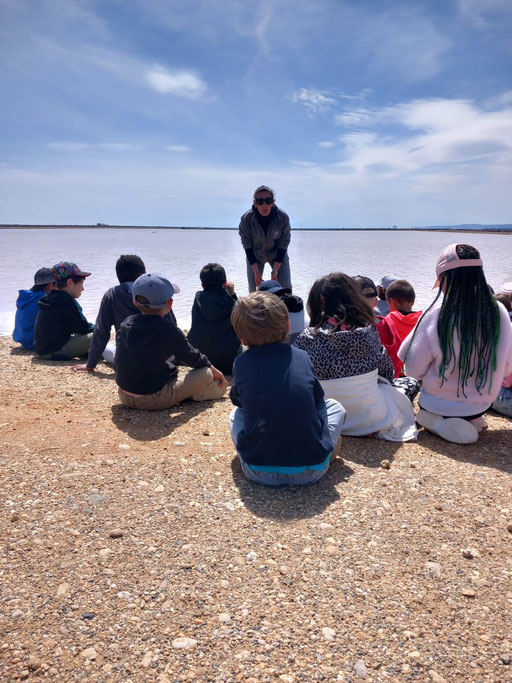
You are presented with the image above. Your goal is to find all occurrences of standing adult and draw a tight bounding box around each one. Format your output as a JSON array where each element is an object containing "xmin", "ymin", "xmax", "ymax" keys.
[{"xmin": 239, "ymin": 185, "xmax": 292, "ymax": 292}]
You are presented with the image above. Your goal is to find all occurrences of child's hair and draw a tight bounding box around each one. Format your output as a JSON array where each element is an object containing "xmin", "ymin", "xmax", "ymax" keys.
[
  {"xmin": 495, "ymin": 292, "xmax": 512, "ymax": 312},
  {"xmin": 386, "ymin": 280, "xmax": 415, "ymax": 304},
  {"xmin": 405, "ymin": 244, "xmax": 500, "ymax": 397},
  {"xmin": 352, "ymin": 275, "xmax": 377, "ymax": 297},
  {"xmin": 307, "ymin": 272, "xmax": 375, "ymax": 330},
  {"xmin": 231, "ymin": 292, "xmax": 288, "ymax": 346},
  {"xmin": 200, "ymin": 263, "xmax": 226, "ymax": 288},
  {"xmin": 116, "ymin": 255, "xmax": 146, "ymax": 284},
  {"xmin": 133, "ymin": 294, "xmax": 166, "ymax": 313},
  {"xmin": 56, "ymin": 275, "xmax": 84, "ymax": 290}
]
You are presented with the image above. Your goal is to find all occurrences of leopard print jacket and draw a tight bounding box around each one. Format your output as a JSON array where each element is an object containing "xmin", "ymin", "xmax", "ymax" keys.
[{"xmin": 293, "ymin": 322, "xmax": 395, "ymax": 382}]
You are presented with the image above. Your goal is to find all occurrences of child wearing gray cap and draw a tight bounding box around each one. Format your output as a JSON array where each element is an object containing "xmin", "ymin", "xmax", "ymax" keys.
[{"xmin": 115, "ymin": 273, "xmax": 228, "ymax": 410}]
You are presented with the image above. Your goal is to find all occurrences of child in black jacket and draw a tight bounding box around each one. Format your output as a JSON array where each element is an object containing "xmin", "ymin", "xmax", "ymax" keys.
[
  {"xmin": 34, "ymin": 262, "xmax": 94, "ymax": 360},
  {"xmin": 187, "ymin": 263, "xmax": 241, "ymax": 375}
]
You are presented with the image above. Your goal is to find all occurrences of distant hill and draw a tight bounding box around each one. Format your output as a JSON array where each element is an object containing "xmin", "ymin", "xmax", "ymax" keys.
[
  {"xmin": 0, "ymin": 223, "xmax": 511, "ymax": 232},
  {"xmin": 409, "ymin": 224, "xmax": 512, "ymax": 231}
]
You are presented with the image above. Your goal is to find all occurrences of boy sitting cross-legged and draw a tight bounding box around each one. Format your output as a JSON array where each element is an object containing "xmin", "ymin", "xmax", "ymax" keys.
[
  {"xmin": 34, "ymin": 262, "xmax": 94, "ymax": 360},
  {"xmin": 229, "ymin": 292, "xmax": 346, "ymax": 486},
  {"xmin": 72, "ymin": 254, "xmax": 177, "ymax": 372},
  {"xmin": 116, "ymin": 273, "xmax": 228, "ymax": 410}
]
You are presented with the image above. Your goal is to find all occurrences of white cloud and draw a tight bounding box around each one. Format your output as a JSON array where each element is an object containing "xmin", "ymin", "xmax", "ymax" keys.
[
  {"xmin": 291, "ymin": 88, "xmax": 336, "ymax": 113},
  {"xmin": 164, "ymin": 145, "xmax": 191, "ymax": 152},
  {"xmin": 47, "ymin": 142, "xmax": 136, "ymax": 152},
  {"xmin": 355, "ymin": 6, "xmax": 451, "ymax": 82},
  {"xmin": 335, "ymin": 109, "xmax": 374, "ymax": 126},
  {"xmin": 336, "ymin": 98, "xmax": 512, "ymax": 177},
  {"xmin": 486, "ymin": 91, "xmax": 512, "ymax": 109},
  {"xmin": 318, "ymin": 141, "xmax": 335, "ymax": 148},
  {"xmin": 254, "ymin": 0, "xmax": 274, "ymax": 56},
  {"xmin": 458, "ymin": 0, "xmax": 512, "ymax": 26},
  {"xmin": 145, "ymin": 67, "xmax": 207, "ymax": 99}
]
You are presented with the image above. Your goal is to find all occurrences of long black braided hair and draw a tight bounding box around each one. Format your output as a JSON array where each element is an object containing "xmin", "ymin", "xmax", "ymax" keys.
[{"xmin": 405, "ymin": 244, "xmax": 500, "ymax": 397}]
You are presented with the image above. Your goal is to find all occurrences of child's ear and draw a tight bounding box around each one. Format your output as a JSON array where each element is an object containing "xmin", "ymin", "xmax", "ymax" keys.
[{"xmin": 167, "ymin": 298, "xmax": 174, "ymax": 309}]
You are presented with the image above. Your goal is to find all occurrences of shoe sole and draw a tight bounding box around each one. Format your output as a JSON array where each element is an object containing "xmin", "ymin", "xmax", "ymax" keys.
[{"xmin": 416, "ymin": 409, "xmax": 479, "ymax": 444}]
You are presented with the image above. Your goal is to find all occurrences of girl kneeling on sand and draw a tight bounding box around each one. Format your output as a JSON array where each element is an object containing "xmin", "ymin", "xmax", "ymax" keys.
[
  {"xmin": 399, "ymin": 244, "xmax": 512, "ymax": 444},
  {"xmin": 293, "ymin": 272, "xmax": 418, "ymax": 442}
]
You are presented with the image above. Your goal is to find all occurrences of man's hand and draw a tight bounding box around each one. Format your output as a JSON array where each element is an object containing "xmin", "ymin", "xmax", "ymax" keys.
[
  {"xmin": 210, "ymin": 366, "xmax": 228, "ymax": 387},
  {"xmin": 224, "ymin": 281, "xmax": 235, "ymax": 295},
  {"xmin": 271, "ymin": 262, "xmax": 281, "ymax": 282},
  {"xmin": 251, "ymin": 263, "xmax": 263, "ymax": 287},
  {"xmin": 71, "ymin": 364, "xmax": 94, "ymax": 372}
]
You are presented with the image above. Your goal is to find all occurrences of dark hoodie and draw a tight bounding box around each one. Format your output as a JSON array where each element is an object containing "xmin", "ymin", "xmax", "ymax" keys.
[
  {"xmin": 34, "ymin": 290, "xmax": 94, "ymax": 356},
  {"xmin": 116, "ymin": 314, "xmax": 210, "ymax": 395},
  {"xmin": 278, "ymin": 292, "xmax": 305, "ymax": 345},
  {"xmin": 13, "ymin": 289, "xmax": 46, "ymax": 350},
  {"xmin": 187, "ymin": 287, "xmax": 241, "ymax": 375},
  {"xmin": 86, "ymin": 282, "xmax": 177, "ymax": 369}
]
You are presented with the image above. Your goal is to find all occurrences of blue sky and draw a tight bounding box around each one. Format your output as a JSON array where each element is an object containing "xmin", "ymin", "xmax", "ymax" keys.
[{"xmin": 1, "ymin": 0, "xmax": 511, "ymax": 228}]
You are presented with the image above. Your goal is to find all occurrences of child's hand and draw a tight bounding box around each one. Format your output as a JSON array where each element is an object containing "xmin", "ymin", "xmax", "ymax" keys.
[
  {"xmin": 224, "ymin": 281, "xmax": 235, "ymax": 295},
  {"xmin": 71, "ymin": 364, "xmax": 94, "ymax": 372},
  {"xmin": 210, "ymin": 366, "xmax": 228, "ymax": 387}
]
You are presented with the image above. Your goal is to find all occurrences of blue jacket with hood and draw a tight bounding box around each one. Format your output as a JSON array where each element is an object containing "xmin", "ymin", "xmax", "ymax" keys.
[{"xmin": 13, "ymin": 289, "xmax": 46, "ymax": 350}]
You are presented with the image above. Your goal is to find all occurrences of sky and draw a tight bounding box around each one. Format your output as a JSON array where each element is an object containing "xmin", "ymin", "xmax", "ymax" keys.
[{"xmin": 1, "ymin": 0, "xmax": 512, "ymax": 228}]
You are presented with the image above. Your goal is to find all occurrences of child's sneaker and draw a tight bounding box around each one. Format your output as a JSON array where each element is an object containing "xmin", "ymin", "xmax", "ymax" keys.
[
  {"xmin": 470, "ymin": 416, "xmax": 488, "ymax": 432},
  {"xmin": 416, "ymin": 409, "xmax": 479, "ymax": 444}
]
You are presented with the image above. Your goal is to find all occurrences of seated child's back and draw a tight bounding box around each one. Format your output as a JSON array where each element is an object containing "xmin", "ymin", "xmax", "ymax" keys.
[
  {"xmin": 13, "ymin": 268, "xmax": 55, "ymax": 350},
  {"xmin": 187, "ymin": 263, "xmax": 241, "ymax": 375},
  {"xmin": 258, "ymin": 280, "xmax": 305, "ymax": 344},
  {"xmin": 229, "ymin": 292, "xmax": 345, "ymax": 485},
  {"xmin": 385, "ymin": 280, "xmax": 422, "ymax": 343},
  {"xmin": 84, "ymin": 254, "xmax": 177, "ymax": 370},
  {"xmin": 115, "ymin": 273, "xmax": 227, "ymax": 410}
]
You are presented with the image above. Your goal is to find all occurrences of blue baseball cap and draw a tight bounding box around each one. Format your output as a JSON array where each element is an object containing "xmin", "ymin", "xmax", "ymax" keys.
[
  {"xmin": 258, "ymin": 279, "xmax": 291, "ymax": 295},
  {"xmin": 132, "ymin": 273, "xmax": 180, "ymax": 309}
]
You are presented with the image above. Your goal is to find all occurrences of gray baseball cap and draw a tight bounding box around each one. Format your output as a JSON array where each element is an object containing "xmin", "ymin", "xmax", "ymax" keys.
[
  {"xmin": 30, "ymin": 267, "xmax": 54, "ymax": 292},
  {"xmin": 132, "ymin": 273, "xmax": 180, "ymax": 309}
]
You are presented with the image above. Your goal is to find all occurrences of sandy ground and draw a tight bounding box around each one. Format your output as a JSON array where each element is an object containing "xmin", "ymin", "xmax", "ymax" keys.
[{"xmin": 1, "ymin": 336, "xmax": 511, "ymax": 682}]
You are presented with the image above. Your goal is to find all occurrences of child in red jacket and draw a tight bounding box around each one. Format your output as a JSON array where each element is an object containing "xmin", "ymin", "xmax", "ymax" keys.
[{"xmin": 385, "ymin": 280, "xmax": 422, "ymax": 344}]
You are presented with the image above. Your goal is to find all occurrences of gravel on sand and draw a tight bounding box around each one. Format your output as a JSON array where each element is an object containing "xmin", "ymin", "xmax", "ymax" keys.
[{"xmin": 1, "ymin": 337, "xmax": 511, "ymax": 681}]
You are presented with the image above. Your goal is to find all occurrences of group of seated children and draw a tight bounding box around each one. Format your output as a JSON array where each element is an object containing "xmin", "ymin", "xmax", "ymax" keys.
[{"xmin": 13, "ymin": 245, "xmax": 512, "ymax": 487}]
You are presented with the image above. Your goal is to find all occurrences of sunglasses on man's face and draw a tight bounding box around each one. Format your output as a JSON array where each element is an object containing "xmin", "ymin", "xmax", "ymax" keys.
[{"xmin": 254, "ymin": 197, "xmax": 274, "ymax": 205}]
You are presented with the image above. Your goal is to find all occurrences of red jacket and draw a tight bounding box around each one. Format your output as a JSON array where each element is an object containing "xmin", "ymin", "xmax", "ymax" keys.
[
  {"xmin": 386, "ymin": 309, "xmax": 422, "ymax": 344},
  {"xmin": 376, "ymin": 315, "xmax": 402, "ymax": 378}
]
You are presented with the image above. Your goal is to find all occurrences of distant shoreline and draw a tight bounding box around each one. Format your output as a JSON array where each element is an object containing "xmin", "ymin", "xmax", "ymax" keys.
[{"xmin": 1, "ymin": 224, "xmax": 511, "ymax": 234}]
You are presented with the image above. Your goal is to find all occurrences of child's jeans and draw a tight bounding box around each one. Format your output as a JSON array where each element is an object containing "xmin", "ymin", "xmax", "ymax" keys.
[
  {"xmin": 229, "ymin": 398, "xmax": 345, "ymax": 486},
  {"xmin": 492, "ymin": 386, "xmax": 512, "ymax": 417}
]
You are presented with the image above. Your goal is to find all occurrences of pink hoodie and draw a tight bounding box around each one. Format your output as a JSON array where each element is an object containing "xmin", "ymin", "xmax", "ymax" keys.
[{"xmin": 398, "ymin": 302, "xmax": 512, "ymax": 415}]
